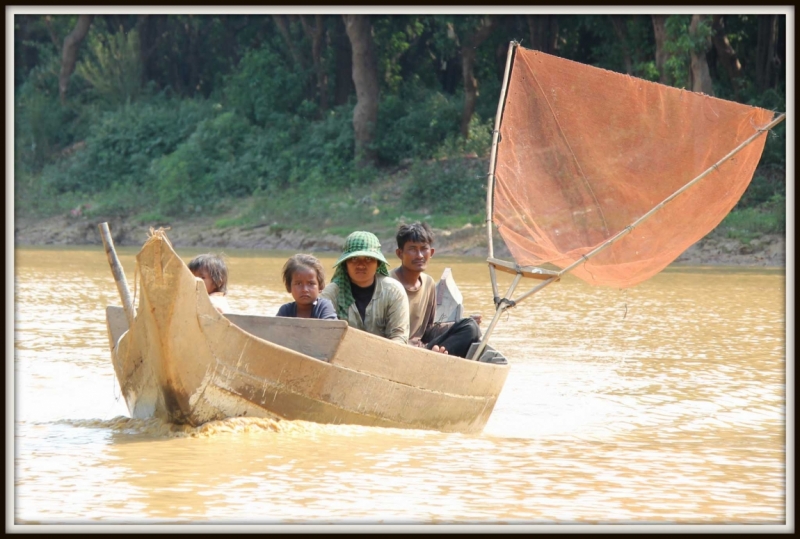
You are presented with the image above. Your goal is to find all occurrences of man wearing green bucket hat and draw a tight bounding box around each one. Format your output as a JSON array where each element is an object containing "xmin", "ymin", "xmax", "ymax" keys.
[{"xmin": 320, "ymin": 231, "xmax": 410, "ymax": 343}]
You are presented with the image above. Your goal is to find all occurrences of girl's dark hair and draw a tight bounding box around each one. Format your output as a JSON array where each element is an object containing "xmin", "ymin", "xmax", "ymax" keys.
[
  {"xmin": 396, "ymin": 221, "xmax": 435, "ymax": 249},
  {"xmin": 282, "ymin": 254, "xmax": 326, "ymax": 292},
  {"xmin": 188, "ymin": 253, "xmax": 228, "ymax": 294}
]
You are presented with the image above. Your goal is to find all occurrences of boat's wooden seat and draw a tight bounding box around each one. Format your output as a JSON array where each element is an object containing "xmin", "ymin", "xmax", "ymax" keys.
[
  {"xmin": 106, "ymin": 306, "xmax": 349, "ymax": 363},
  {"xmin": 226, "ymin": 314, "xmax": 348, "ymax": 362}
]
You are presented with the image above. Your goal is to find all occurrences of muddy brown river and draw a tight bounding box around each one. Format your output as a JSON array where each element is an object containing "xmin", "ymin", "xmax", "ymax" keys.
[{"xmin": 11, "ymin": 246, "xmax": 788, "ymax": 530}]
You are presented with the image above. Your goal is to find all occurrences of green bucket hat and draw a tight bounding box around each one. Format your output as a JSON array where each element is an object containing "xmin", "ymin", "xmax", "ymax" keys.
[
  {"xmin": 333, "ymin": 231, "xmax": 389, "ymax": 267},
  {"xmin": 331, "ymin": 231, "xmax": 390, "ymax": 320}
]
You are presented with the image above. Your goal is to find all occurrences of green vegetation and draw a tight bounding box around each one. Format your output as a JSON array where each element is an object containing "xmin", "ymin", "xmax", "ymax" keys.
[
  {"xmin": 722, "ymin": 193, "xmax": 786, "ymax": 242},
  {"xmin": 14, "ymin": 14, "xmax": 786, "ymax": 240},
  {"xmin": 198, "ymin": 157, "xmax": 488, "ymax": 239}
]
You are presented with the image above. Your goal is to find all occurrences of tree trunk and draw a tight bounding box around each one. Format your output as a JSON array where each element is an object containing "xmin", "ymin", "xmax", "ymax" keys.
[
  {"xmin": 651, "ymin": 15, "xmax": 670, "ymax": 84},
  {"xmin": 460, "ymin": 16, "xmax": 496, "ymax": 138},
  {"xmin": 137, "ymin": 15, "xmax": 171, "ymax": 91},
  {"xmin": 461, "ymin": 45, "xmax": 478, "ymax": 139},
  {"xmin": 170, "ymin": 46, "xmax": 184, "ymax": 95},
  {"xmin": 710, "ymin": 15, "xmax": 742, "ymax": 95},
  {"xmin": 756, "ymin": 15, "xmax": 778, "ymax": 92},
  {"xmin": 58, "ymin": 14, "xmax": 94, "ymax": 104},
  {"xmin": 43, "ymin": 15, "xmax": 61, "ymax": 50},
  {"xmin": 223, "ymin": 15, "xmax": 248, "ymax": 68},
  {"xmin": 343, "ymin": 15, "xmax": 379, "ymax": 167},
  {"xmin": 610, "ymin": 15, "xmax": 633, "ymax": 74},
  {"xmin": 187, "ymin": 16, "xmax": 200, "ymax": 95},
  {"xmin": 526, "ymin": 15, "xmax": 558, "ymax": 54},
  {"xmin": 301, "ymin": 14, "xmax": 328, "ymax": 113},
  {"xmin": 332, "ymin": 16, "xmax": 354, "ymax": 106},
  {"xmin": 273, "ymin": 15, "xmax": 306, "ymax": 68},
  {"xmin": 689, "ymin": 15, "xmax": 714, "ymax": 95},
  {"xmin": 136, "ymin": 15, "xmax": 152, "ymax": 87}
]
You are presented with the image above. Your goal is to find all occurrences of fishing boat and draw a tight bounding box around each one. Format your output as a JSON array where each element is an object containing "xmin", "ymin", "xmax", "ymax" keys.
[
  {"xmin": 103, "ymin": 42, "xmax": 783, "ymax": 433},
  {"xmin": 103, "ymin": 228, "xmax": 508, "ymax": 433}
]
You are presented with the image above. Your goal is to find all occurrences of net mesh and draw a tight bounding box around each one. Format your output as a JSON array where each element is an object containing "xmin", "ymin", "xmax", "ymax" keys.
[{"xmin": 494, "ymin": 46, "xmax": 775, "ymax": 288}]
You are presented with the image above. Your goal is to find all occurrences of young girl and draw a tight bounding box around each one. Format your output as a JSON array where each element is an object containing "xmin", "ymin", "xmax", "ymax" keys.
[
  {"xmin": 188, "ymin": 253, "xmax": 231, "ymax": 314},
  {"xmin": 277, "ymin": 254, "xmax": 337, "ymax": 319}
]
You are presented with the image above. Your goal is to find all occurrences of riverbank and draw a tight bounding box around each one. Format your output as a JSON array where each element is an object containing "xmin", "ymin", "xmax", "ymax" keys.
[{"xmin": 13, "ymin": 213, "xmax": 786, "ymax": 267}]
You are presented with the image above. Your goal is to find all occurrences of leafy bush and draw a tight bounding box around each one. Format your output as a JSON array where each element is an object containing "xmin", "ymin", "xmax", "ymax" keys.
[
  {"xmin": 747, "ymin": 86, "xmax": 786, "ymax": 169},
  {"xmin": 81, "ymin": 179, "xmax": 153, "ymax": 218},
  {"xmin": 433, "ymin": 114, "xmax": 493, "ymax": 159},
  {"xmin": 15, "ymin": 83, "xmax": 70, "ymax": 171},
  {"xmin": 733, "ymin": 86, "xmax": 786, "ymax": 209},
  {"xmin": 14, "ymin": 49, "xmax": 93, "ymax": 173},
  {"xmin": 738, "ymin": 166, "xmax": 785, "ymax": 209},
  {"xmin": 722, "ymin": 201, "xmax": 785, "ymax": 239},
  {"xmin": 151, "ymin": 111, "xmax": 255, "ymax": 214},
  {"xmin": 376, "ymin": 86, "xmax": 463, "ymax": 164},
  {"xmin": 76, "ymin": 29, "xmax": 143, "ymax": 106},
  {"xmin": 41, "ymin": 97, "xmax": 214, "ymax": 194},
  {"xmin": 404, "ymin": 156, "xmax": 488, "ymax": 214},
  {"xmin": 221, "ymin": 103, "xmax": 362, "ymax": 192},
  {"xmin": 14, "ymin": 168, "xmax": 82, "ymax": 217},
  {"xmin": 224, "ymin": 44, "xmax": 313, "ymax": 126}
]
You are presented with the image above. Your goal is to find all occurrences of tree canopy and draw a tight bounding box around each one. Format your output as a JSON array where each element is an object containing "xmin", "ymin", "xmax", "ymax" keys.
[{"xmin": 14, "ymin": 13, "xmax": 786, "ymax": 226}]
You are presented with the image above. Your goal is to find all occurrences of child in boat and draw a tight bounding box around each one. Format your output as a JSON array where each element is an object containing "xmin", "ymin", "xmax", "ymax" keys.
[
  {"xmin": 277, "ymin": 254, "xmax": 337, "ymax": 319},
  {"xmin": 188, "ymin": 253, "xmax": 231, "ymax": 314}
]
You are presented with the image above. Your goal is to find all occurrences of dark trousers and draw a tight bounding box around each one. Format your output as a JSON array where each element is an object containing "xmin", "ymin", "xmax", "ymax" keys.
[{"xmin": 423, "ymin": 318, "xmax": 482, "ymax": 358}]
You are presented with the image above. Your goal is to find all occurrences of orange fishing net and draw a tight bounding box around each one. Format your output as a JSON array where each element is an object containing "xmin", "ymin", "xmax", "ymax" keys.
[{"xmin": 493, "ymin": 46, "xmax": 775, "ymax": 288}]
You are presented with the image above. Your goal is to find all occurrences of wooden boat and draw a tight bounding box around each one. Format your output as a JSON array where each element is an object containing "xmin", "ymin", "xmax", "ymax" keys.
[
  {"xmin": 103, "ymin": 42, "xmax": 783, "ymax": 433},
  {"xmin": 104, "ymin": 229, "xmax": 509, "ymax": 433}
]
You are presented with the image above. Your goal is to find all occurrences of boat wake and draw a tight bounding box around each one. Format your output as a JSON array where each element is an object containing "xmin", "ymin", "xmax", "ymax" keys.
[{"xmin": 54, "ymin": 416, "xmax": 437, "ymax": 439}]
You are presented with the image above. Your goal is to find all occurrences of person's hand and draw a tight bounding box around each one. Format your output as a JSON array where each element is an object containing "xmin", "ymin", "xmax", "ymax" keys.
[
  {"xmin": 470, "ymin": 313, "xmax": 482, "ymax": 325},
  {"xmin": 431, "ymin": 344, "xmax": 449, "ymax": 355}
]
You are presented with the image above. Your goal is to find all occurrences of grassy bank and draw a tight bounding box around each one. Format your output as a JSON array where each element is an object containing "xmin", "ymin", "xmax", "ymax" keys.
[
  {"xmin": 16, "ymin": 156, "xmax": 786, "ymax": 250},
  {"xmin": 16, "ymin": 152, "xmax": 491, "ymax": 238}
]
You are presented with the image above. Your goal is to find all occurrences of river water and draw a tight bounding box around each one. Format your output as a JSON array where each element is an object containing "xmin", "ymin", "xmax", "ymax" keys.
[{"xmin": 10, "ymin": 245, "xmax": 790, "ymax": 530}]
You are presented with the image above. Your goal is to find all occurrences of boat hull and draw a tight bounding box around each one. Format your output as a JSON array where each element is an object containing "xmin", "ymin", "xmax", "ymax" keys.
[{"xmin": 105, "ymin": 232, "xmax": 510, "ymax": 433}]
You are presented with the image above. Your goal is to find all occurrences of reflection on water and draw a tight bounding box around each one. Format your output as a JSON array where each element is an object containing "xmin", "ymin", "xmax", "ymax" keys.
[{"xmin": 12, "ymin": 246, "xmax": 787, "ymax": 525}]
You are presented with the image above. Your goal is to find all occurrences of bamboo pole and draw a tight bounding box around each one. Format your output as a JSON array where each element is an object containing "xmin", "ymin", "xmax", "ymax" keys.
[
  {"xmin": 485, "ymin": 41, "xmax": 518, "ymax": 302},
  {"xmin": 98, "ymin": 222, "xmax": 135, "ymax": 329}
]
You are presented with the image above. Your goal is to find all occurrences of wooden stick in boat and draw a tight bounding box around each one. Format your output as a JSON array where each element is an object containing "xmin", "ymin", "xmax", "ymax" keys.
[{"xmin": 98, "ymin": 222, "xmax": 135, "ymax": 328}]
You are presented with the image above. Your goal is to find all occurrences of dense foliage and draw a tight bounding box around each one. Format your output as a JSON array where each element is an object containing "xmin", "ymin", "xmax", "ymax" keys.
[{"xmin": 14, "ymin": 13, "xmax": 787, "ymax": 234}]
